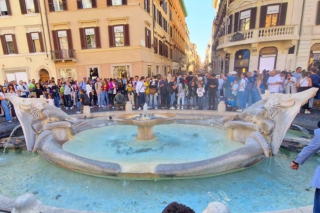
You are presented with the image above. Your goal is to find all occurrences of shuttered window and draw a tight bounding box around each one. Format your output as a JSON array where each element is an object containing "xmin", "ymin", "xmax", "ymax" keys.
[
  {"xmin": 317, "ymin": 1, "xmax": 320, "ymax": 25},
  {"xmin": 26, "ymin": 32, "xmax": 44, "ymax": 53},
  {"xmin": 227, "ymin": 15, "xmax": 232, "ymax": 34},
  {"xmin": 48, "ymin": 0, "xmax": 68, "ymax": 12},
  {"xmin": 1, "ymin": 34, "xmax": 18, "ymax": 55},
  {"xmin": 260, "ymin": 3, "xmax": 287, "ymax": 27},
  {"xmin": 79, "ymin": 27, "xmax": 101, "ymax": 49},
  {"xmin": 153, "ymin": 4, "xmax": 156, "ymax": 21},
  {"xmin": 234, "ymin": 12, "xmax": 239, "ymax": 32},
  {"xmin": 0, "ymin": 0, "xmax": 12, "ymax": 15},
  {"xmin": 52, "ymin": 30, "xmax": 73, "ymax": 50},
  {"xmin": 154, "ymin": 37, "xmax": 158, "ymax": 53},
  {"xmin": 77, "ymin": 0, "xmax": 96, "ymax": 9},
  {"xmin": 249, "ymin": 7, "xmax": 257, "ymax": 29},
  {"xmin": 19, "ymin": 0, "xmax": 39, "ymax": 14},
  {"xmin": 145, "ymin": 28, "xmax": 151, "ymax": 49},
  {"xmin": 144, "ymin": 0, "xmax": 150, "ymax": 13},
  {"xmin": 108, "ymin": 25, "xmax": 130, "ymax": 48},
  {"xmin": 107, "ymin": 0, "xmax": 127, "ymax": 6}
]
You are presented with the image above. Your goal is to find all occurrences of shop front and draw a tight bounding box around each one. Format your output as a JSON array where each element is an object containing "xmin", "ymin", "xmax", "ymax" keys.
[
  {"xmin": 111, "ymin": 65, "xmax": 131, "ymax": 79},
  {"xmin": 309, "ymin": 44, "xmax": 320, "ymax": 70},
  {"xmin": 234, "ymin": 49, "xmax": 250, "ymax": 75},
  {"xmin": 258, "ymin": 47, "xmax": 278, "ymax": 71}
]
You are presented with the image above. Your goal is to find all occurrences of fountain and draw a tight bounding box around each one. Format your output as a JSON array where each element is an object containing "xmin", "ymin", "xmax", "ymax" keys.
[
  {"xmin": 1, "ymin": 88, "xmax": 319, "ymax": 212},
  {"xmin": 114, "ymin": 103, "xmax": 176, "ymax": 140}
]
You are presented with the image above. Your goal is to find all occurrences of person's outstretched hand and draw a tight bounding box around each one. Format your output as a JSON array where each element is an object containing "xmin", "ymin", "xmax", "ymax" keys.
[{"xmin": 290, "ymin": 162, "xmax": 299, "ymax": 170}]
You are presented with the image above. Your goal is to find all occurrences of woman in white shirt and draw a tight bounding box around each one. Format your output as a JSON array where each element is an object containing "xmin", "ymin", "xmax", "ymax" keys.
[
  {"xmin": 237, "ymin": 74, "xmax": 246, "ymax": 112},
  {"xmin": 284, "ymin": 73, "xmax": 297, "ymax": 94},
  {"xmin": 0, "ymin": 86, "xmax": 12, "ymax": 122},
  {"xmin": 85, "ymin": 80, "xmax": 93, "ymax": 107},
  {"xmin": 297, "ymin": 71, "xmax": 312, "ymax": 114},
  {"xmin": 177, "ymin": 78, "xmax": 186, "ymax": 110}
]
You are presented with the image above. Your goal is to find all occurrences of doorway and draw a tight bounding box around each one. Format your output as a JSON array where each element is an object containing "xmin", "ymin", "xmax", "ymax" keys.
[{"xmin": 39, "ymin": 69, "xmax": 50, "ymax": 82}]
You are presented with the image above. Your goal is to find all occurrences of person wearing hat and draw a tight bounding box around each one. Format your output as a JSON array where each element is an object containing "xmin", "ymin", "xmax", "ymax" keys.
[{"xmin": 291, "ymin": 121, "xmax": 320, "ymax": 212}]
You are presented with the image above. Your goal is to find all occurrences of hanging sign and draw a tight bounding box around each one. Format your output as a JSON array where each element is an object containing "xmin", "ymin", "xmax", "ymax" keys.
[
  {"xmin": 58, "ymin": 31, "xmax": 67, "ymax": 37},
  {"xmin": 85, "ymin": 28, "xmax": 95, "ymax": 35},
  {"xmin": 5, "ymin": 35, "xmax": 12, "ymax": 42},
  {"xmin": 114, "ymin": 26, "xmax": 124, "ymax": 33},
  {"xmin": 240, "ymin": 10, "xmax": 251, "ymax": 19},
  {"xmin": 31, "ymin": 33, "xmax": 39, "ymax": 40},
  {"xmin": 267, "ymin": 5, "xmax": 280, "ymax": 14}
]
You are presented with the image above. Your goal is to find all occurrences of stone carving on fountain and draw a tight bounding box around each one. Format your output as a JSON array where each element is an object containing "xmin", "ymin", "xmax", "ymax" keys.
[
  {"xmin": 223, "ymin": 88, "xmax": 319, "ymax": 155},
  {"xmin": 5, "ymin": 88, "xmax": 318, "ymax": 180}
]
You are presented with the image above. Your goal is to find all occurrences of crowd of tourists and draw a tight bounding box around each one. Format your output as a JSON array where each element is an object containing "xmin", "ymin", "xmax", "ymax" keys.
[{"xmin": 0, "ymin": 66, "xmax": 319, "ymax": 122}]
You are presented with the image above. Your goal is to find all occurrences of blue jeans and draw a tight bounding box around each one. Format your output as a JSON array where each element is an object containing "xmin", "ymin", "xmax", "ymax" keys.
[
  {"xmin": 253, "ymin": 89, "xmax": 261, "ymax": 103},
  {"xmin": 76, "ymin": 101, "xmax": 82, "ymax": 111},
  {"xmin": 102, "ymin": 91, "xmax": 109, "ymax": 106},
  {"xmin": 149, "ymin": 94, "xmax": 158, "ymax": 108},
  {"xmin": 198, "ymin": 96, "xmax": 204, "ymax": 108},
  {"xmin": 54, "ymin": 96, "xmax": 60, "ymax": 108},
  {"xmin": 170, "ymin": 92, "xmax": 175, "ymax": 107},
  {"xmin": 1, "ymin": 100, "xmax": 11, "ymax": 121},
  {"xmin": 138, "ymin": 92, "xmax": 146, "ymax": 108},
  {"xmin": 314, "ymin": 188, "xmax": 320, "ymax": 213},
  {"xmin": 189, "ymin": 96, "xmax": 196, "ymax": 107},
  {"xmin": 238, "ymin": 91, "xmax": 246, "ymax": 109}
]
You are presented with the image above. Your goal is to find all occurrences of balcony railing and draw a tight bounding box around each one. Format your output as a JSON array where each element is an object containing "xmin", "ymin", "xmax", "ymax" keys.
[
  {"xmin": 217, "ymin": 25, "xmax": 299, "ymax": 49},
  {"xmin": 51, "ymin": 49, "xmax": 76, "ymax": 62}
]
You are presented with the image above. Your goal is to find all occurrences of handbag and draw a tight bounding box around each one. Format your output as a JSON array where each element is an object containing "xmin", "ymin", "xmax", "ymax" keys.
[{"xmin": 149, "ymin": 88, "xmax": 157, "ymax": 94}]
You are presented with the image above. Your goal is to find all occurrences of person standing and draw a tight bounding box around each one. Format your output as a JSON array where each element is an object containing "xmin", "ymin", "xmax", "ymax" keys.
[
  {"xmin": 297, "ymin": 70, "xmax": 312, "ymax": 114},
  {"xmin": 266, "ymin": 70, "xmax": 283, "ymax": 93},
  {"xmin": 51, "ymin": 81, "xmax": 60, "ymax": 108},
  {"xmin": 126, "ymin": 80, "xmax": 135, "ymax": 109},
  {"xmin": 292, "ymin": 67, "xmax": 302, "ymax": 83},
  {"xmin": 237, "ymin": 74, "xmax": 247, "ymax": 112},
  {"xmin": 168, "ymin": 76, "xmax": 177, "ymax": 109},
  {"xmin": 145, "ymin": 77, "xmax": 150, "ymax": 107},
  {"xmin": 207, "ymin": 73, "xmax": 219, "ymax": 110},
  {"xmin": 133, "ymin": 75, "xmax": 139, "ymax": 109},
  {"xmin": 159, "ymin": 75, "xmax": 168, "ymax": 109},
  {"xmin": 284, "ymin": 73, "xmax": 297, "ymax": 94},
  {"xmin": 16, "ymin": 80, "xmax": 27, "ymax": 98},
  {"xmin": 101, "ymin": 79, "xmax": 109, "ymax": 107},
  {"xmin": 95, "ymin": 78, "xmax": 103, "ymax": 107},
  {"xmin": 290, "ymin": 121, "xmax": 320, "ymax": 213},
  {"xmin": 63, "ymin": 81, "xmax": 73, "ymax": 110},
  {"xmin": 136, "ymin": 76, "xmax": 146, "ymax": 110},
  {"xmin": 0, "ymin": 86, "xmax": 12, "ymax": 122},
  {"xmin": 309, "ymin": 67, "xmax": 320, "ymax": 108},
  {"xmin": 177, "ymin": 78, "xmax": 186, "ymax": 110},
  {"xmin": 149, "ymin": 76, "xmax": 158, "ymax": 109}
]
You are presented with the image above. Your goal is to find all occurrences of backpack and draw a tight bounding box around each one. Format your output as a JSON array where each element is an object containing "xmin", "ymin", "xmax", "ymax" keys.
[
  {"xmin": 185, "ymin": 84, "xmax": 189, "ymax": 96},
  {"xmin": 115, "ymin": 94, "xmax": 124, "ymax": 103},
  {"xmin": 245, "ymin": 79, "xmax": 253, "ymax": 91}
]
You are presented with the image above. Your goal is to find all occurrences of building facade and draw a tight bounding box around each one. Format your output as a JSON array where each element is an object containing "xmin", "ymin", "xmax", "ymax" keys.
[
  {"xmin": 0, "ymin": 0, "xmax": 189, "ymax": 83},
  {"xmin": 0, "ymin": 0, "xmax": 55, "ymax": 84},
  {"xmin": 46, "ymin": 0, "xmax": 188, "ymax": 80},
  {"xmin": 212, "ymin": 0, "xmax": 320, "ymax": 75}
]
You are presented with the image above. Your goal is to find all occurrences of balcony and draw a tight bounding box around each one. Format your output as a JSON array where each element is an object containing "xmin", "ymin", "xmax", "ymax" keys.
[
  {"xmin": 217, "ymin": 25, "xmax": 300, "ymax": 50},
  {"xmin": 51, "ymin": 49, "xmax": 76, "ymax": 62}
]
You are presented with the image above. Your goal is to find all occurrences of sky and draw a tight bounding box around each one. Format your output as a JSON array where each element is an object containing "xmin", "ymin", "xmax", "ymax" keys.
[{"xmin": 184, "ymin": 0, "xmax": 216, "ymax": 62}]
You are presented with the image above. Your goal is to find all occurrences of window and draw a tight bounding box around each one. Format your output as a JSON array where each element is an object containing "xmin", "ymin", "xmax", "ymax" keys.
[
  {"xmin": 77, "ymin": 0, "xmax": 96, "ymax": 9},
  {"xmin": 158, "ymin": 10, "xmax": 162, "ymax": 27},
  {"xmin": 19, "ymin": 0, "xmax": 39, "ymax": 14},
  {"xmin": 0, "ymin": 34, "xmax": 18, "ymax": 55},
  {"xmin": 317, "ymin": 1, "xmax": 320, "ymax": 25},
  {"xmin": 154, "ymin": 37, "xmax": 158, "ymax": 53},
  {"xmin": 80, "ymin": 27, "xmax": 100, "ymax": 49},
  {"xmin": 153, "ymin": 4, "xmax": 156, "ymax": 21},
  {"xmin": 26, "ymin": 32, "xmax": 44, "ymax": 53},
  {"xmin": 161, "ymin": 0, "xmax": 167, "ymax": 14},
  {"xmin": 0, "ymin": 0, "xmax": 11, "ymax": 16},
  {"xmin": 108, "ymin": 25, "xmax": 130, "ymax": 47},
  {"xmin": 48, "ymin": 0, "xmax": 68, "ymax": 12},
  {"xmin": 147, "ymin": 65, "xmax": 152, "ymax": 77},
  {"xmin": 60, "ymin": 68, "xmax": 76, "ymax": 79},
  {"xmin": 265, "ymin": 5, "xmax": 279, "ymax": 27},
  {"xmin": 145, "ymin": 28, "xmax": 151, "ymax": 48},
  {"xmin": 144, "ymin": 0, "xmax": 150, "ymax": 13},
  {"xmin": 239, "ymin": 10, "xmax": 250, "ymax": 31},
  {"xmin": 107, "ymin": 0, "xmax": 127, "ymax": 6},
  {"xmin": 52, "ymin": 29, "xmax": 73, "ymax": 50},
  {"xmin": 169, "ymin": 10, "xmax": 172, "ymax": 21}
]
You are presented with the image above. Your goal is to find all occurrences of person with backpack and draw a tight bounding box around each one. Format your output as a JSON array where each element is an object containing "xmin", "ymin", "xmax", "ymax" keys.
[
  {"xmin": 76, "ymin": 89, "xmax": 90, "ymax": 114},
  {"xmin": 114, "ymin": 91, "xmax": 126, "ymax": 110}
]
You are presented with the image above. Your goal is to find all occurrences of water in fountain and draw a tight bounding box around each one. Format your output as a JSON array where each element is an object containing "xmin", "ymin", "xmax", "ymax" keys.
[
  {"xmin": 2, "ymin": 124, "xmax": 21, "ymax": 155},
  {"xmin": 143, "ymin": 103, "xmax": 148, "ymax": 117},
  {"xmin": 291, "ymin": 124, "xmax": 312, "ymax": 139}
]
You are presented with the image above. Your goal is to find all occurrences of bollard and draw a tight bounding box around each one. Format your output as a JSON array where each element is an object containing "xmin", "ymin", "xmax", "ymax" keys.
[
  {"xmin": 218, "ymin": 101, "xmax": 226, "ymax": 113},
  {"xmin": 125, "ymin": 101, "xmax": 132, "ymax": 114},
  {"xmin": 83, "ymin": 105, "xmax": 91, "ymax": 118}
]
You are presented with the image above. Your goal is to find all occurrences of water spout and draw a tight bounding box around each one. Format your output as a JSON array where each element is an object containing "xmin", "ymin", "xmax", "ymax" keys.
[
  {"xmin": 143, "ymin": 103, "xmax": 148, "ymax": 117},
  {"xmin": 2, "ymin": 124, "xmax": 21, "ymax": 154},
  {"xmin": 291, "ymin": 124, "xmax": 312, "ymax": 139}
]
